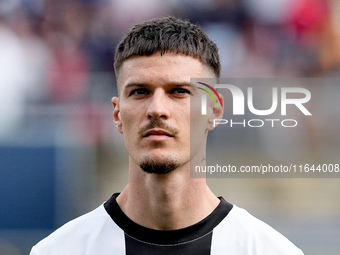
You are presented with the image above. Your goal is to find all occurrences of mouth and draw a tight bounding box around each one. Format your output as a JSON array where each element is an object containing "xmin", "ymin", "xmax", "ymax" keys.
[{"xmin": 143, "ymin": 129, "xmax": 174, "ymax": 140}]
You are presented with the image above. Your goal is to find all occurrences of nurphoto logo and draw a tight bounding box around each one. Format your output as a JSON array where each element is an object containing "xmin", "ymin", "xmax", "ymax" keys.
[{"xmin": 197, "ymin": 82, "xmax": 312, "ymax": 128}]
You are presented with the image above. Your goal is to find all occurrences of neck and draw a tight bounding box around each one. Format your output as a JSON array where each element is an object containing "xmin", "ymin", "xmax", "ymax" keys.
[{"xmin": 116, "ymin": 158, "xmax": 219, "ymax": 230}]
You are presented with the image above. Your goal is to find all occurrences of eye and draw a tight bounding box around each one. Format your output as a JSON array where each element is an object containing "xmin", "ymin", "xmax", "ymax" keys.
[
  {"xmin": 171, "ymin": 88, "xmax": 191, "ymax": 96},
  {"xmin": 130, "ymin": 88, "xmax": 149, "ymax": 96}
]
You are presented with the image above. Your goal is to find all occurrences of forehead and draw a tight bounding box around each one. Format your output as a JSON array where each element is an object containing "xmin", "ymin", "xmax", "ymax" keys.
[{"xmin": 117, "ymin": 53, "xmax": 212, "ymax": 92}]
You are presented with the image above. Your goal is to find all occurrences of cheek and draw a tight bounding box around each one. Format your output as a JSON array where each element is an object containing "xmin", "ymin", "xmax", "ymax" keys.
[
  {"xmin": 120, "ymin": 111, "xmax": 137, "ymax": 150},
  {"xmin": 189, "ymin": 98, "xmax": 210, "ymax": 132},
  {"xmin": 119, "ymin": 105, "xmax": 136, "ymax": 132},
  {"xmin": 121, "ymin": 115, "xmax": 134, "ymax": 134},
  {"xmin": 119, "ymin": 103, "xmax": 147, "ymax": 142}
]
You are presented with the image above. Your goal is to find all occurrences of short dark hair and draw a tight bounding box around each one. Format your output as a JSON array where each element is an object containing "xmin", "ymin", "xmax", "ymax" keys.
[{"xmin": 114, "ymin": 16, "xmax": 220, "ymax": 78}]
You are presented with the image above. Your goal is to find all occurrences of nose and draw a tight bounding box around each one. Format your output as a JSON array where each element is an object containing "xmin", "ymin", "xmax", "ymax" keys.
[{"xmin": 146, "ymin": 89, "xmax": 170, "ymax": 120}]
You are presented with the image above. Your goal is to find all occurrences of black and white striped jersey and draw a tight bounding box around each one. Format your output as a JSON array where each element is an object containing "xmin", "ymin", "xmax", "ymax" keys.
[{"xmin": 30, "ymin": 193, "xmax": 303, "ymax": 255}]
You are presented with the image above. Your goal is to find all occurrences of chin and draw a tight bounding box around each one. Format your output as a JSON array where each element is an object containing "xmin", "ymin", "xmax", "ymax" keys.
[{"xmin": 138, "ymin": 155, "xmax": 181, "ymax": 175}]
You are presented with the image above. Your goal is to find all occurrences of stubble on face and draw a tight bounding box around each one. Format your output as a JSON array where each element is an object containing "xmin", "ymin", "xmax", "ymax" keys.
[
  {"xmin": 139, "ymin": 156, "xmax": 181, "ymax": 175},
  {"xmin": 138, "ymin": 119, "xmax": 181, "ymax": 175}
]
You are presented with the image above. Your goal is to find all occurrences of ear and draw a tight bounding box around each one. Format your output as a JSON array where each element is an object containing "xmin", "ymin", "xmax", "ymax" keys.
[
  {"xmin": 207, "ymin": 93, "xmax": 224, "ymax": 131},
  {"xmin": 112, "ymin": 97, "xmax": 123, "ymax": 134}
]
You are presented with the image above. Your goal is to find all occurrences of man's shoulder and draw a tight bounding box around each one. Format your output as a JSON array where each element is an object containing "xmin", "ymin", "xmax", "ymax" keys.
[
  {"xmin": 30, "ymin": 204, "xmax": 124, "ymax": 255},
  {"xmin": 42, "ymin": 204, "xmax": 110, "ymax": 238},
  {"xmin": 213, "ymin": 204, "xmax": 304, "ymax": 254}
]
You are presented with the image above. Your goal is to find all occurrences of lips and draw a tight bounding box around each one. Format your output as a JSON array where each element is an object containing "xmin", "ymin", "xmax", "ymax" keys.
[{"xmin": 143, "ymin": 129, "xmax": 174, "ymax": 138}]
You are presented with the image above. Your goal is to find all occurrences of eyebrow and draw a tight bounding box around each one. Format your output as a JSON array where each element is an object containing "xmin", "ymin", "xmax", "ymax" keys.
[{"xmin": 122, "ymin": 82, "xmax": 193, "ymax": 91}]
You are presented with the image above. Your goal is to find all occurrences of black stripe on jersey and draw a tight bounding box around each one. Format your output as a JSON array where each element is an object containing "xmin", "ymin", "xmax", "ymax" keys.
[
  {"xmin": 125, "ymin": 231, "xmax": 213, "ymax": 255},
  {"xmin": 104, "ymin": 193, "xmax": 233, "ymax": 246}
]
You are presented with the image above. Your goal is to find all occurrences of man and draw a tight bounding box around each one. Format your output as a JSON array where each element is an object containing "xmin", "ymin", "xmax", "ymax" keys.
[{"xmin": 30, "ymin": 16, "xmax": 303, "ymax": 254}]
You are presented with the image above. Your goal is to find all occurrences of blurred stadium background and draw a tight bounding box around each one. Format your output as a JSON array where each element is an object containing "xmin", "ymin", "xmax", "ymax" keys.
[{"xmin": 0, "ymin": 0, "xmax": 339, "ymax": 254}]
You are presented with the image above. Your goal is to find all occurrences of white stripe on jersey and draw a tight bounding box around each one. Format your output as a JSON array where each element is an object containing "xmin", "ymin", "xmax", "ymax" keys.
[
  {"xmin": 30, "ymin": 205, "xmax": 126, "ymax": 255},
  {"xmin": 211, "ymin": 205, "xmax": 304, "ymax": 255}
]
